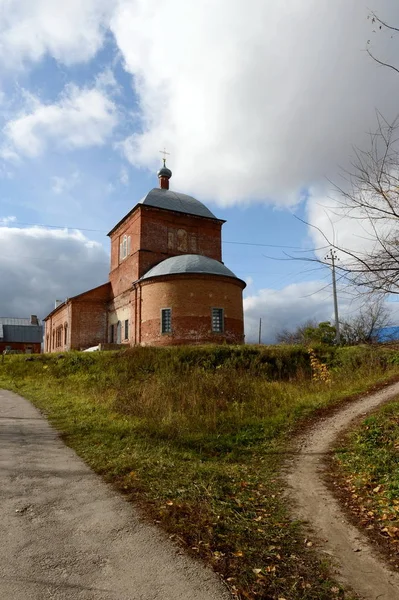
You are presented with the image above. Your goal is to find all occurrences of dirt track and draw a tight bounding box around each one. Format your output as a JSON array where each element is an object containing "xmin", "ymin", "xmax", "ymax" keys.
[
  {"xmin": 286, "ymin": 382, "xmax": 399, "ymax": 600},
  {"xmin": 0, "ymin": 389, "xmax": 230, "ymax": 600}
]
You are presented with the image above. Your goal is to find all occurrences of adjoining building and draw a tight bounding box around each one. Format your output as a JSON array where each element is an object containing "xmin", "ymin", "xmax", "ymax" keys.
[
  {"xmin": 0, "ymin": 316, "xmax": 43, "ymax": 354},
  {"xmin": 44, "ymin": 164, "xmax": 246, "ymax": 351}
]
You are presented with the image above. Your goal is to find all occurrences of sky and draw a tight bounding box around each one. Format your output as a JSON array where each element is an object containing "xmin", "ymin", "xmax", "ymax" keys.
[{"xmin": 1, "ymin": 0, "xmax": 399, "ymax": 342}]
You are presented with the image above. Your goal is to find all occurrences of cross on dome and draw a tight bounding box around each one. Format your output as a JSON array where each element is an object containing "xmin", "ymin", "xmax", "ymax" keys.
[
  {"xmin": 159, "ymin": 147, "xmax": 170, "ymax": 167},
  {"xmin": 157, "ymin": 148, "xmax": 172, "ymax": 189}
]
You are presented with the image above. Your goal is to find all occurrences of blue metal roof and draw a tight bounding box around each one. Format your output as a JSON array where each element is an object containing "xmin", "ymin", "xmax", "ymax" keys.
[
  {"xmin": 0, "ymin": 317, "xmax": 43, "ymax": 343},
  {"xmin": 139, "ymin": 188, "xmax": 217, "ymax": 219},
  {"xmin": 141, "ymin": 254, "xmax": 244, "ymax": 283}
]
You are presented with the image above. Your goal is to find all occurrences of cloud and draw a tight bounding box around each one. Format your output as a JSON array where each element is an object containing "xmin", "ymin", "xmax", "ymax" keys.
[
  {"xmin": 111, "ymin": 0, "xmax": 399, "ymax": 206},
  {"xmin": 4, "ymin": 84, "xmax": 118, "ymax": 158},
  {"xmin": 244, "ymin": 281, "xmax": 339, "ymax": 343},
  {"xmin": 244, "ymin": 277, "xmax": 399, "ymax": 343},
  {"xmin": 0, "ymin": 226, "xmax": 109, "ymax": 319},
  {"xmin": 51, "ymin": 171, "xmax": 80, "ymax": 195},
  {"xmin": 0, "ymin": 216, "xmax": 16, "ymax": 226},
  {"xmin": 0, "ymin": 0, "xmax": 111, "ymax": 67},
  {"xmin": 119, "ymin": 166, "xmax": 129, "ymax": 186}
]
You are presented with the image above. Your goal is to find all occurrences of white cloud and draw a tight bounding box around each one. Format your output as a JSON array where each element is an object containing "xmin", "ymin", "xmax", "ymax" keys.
[
  {"xmin": 243, "ymin": 278, "xmax": 398, "ymax": 343},
  {"xmin": 0, "ymin": 0, "xmax": 111, "ymax": 67},
  {"xmin": 111, "ymin": 0, "xmax": 399, "ymax": 206},
  {"xmin": 244, "ymin": 280, "xmax": 339, "ymax": 343},
  {"xmin": 119, "ymin": 166, "xmax": 129, "ymax": 186},
  {"xmin": 51, "ymin": 171, "xmax": 80, "ymax": 195},
  {"xmin": 4, "ymin": 84, "xmax": 118, "ymax": 158},
  {"xmin": 0, "ymin": 226, "xmax": 109, "ymax": 318},
  {"xmin": 0, "ymin": 216, "xmax": 16, "ymax": 225}
]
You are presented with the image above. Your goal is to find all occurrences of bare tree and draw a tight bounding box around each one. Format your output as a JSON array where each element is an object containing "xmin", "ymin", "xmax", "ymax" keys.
[
  {"xmin": 306, "ymin": 11, "xmax": 399, "ymax": 295},
  {"xmin": 322, "ymin": 115, "xmax": 399, "ymax": 295},
  {"xmin": 340, "ymin": 298, "xmax": 391, "ymax": 344},
  {"xmin": 367, "ymin": 12, "xmax": 399, "ymax": 76}
]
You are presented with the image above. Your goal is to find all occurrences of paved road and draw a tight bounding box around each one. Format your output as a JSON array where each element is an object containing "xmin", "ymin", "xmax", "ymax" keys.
[{"xmin": 0, "ymin": 389, "xmax": 230, "ymax": 600}]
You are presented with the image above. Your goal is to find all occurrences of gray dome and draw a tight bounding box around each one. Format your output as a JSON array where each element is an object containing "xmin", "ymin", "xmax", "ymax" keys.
[
  {"xmin": 141, "ymin": 254, "xmax": 243, "ymax": 283},
  {"xmin": 139, "ymin": 188, "xmax": 217, "ymax": 219},
  {"xmin": 157, "ymin": 165, "xmax": 172, "ymax": 179}
]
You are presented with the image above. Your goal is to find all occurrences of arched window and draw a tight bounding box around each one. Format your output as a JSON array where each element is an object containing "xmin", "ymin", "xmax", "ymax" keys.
[
  {"xmin": 177, "ymin": 229, "xmax": 188, "ymax": 252},
  {"xmin": 119, "ymin": 235, "xmax": 131, "ymax": 261}
]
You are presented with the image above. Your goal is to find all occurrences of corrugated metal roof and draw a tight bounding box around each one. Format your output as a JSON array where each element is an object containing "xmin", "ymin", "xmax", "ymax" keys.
[
  {"xmin": 141, "ymin": 254, "xmax": 243, "ymax": 282},
  {"xmin": 0, "ymin": 324, "xmax": 43, "ymax": 343},
  {"xmin": 0, "ymin": 317, "xmax": 43, "ymax": 343},
  {"xmin": 139, "ymin": 188, "xmax": 217, "ymax": 219},
  {"xmin": 0, "ymin": 317, "xmax": 31, "ymax": 326}
]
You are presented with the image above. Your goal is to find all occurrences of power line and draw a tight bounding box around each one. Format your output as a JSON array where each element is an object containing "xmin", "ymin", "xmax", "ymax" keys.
[{"xmin": 0, "ymin": 220, "xmax": 316, "ymax": 252}]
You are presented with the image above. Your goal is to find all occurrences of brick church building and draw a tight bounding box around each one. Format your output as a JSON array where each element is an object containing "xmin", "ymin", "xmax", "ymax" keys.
[{"xmin": 44, "ymin": 163, "xmax": 246, "ymax": 351}]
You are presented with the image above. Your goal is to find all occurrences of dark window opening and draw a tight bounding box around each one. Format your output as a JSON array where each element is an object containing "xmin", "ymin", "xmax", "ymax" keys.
[
  {"xmin": 124, "ymin": 319, "xmax": 129, "ymax": 340},
  {"xmin": 212, "ymin": 308, "xmax": 224, "ymax": 333},
  {"xmin": 161, "ymin": 308, "xmax": 172, "ymax": 334}
]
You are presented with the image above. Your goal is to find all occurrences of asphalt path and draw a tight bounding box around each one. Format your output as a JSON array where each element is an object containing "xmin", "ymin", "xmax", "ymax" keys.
[{"xmin": 0, "ymin": 389, "xmax": 230, "ymax": 600}]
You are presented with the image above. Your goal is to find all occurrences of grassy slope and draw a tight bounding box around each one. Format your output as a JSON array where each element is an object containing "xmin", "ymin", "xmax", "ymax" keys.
[
  {"xmin": 1, "ymin": 344, "xmax": 398, "ymax": 600},
  {"xmin": 332, "ymin": 401, "xmax": 399, "ymax": 569}
]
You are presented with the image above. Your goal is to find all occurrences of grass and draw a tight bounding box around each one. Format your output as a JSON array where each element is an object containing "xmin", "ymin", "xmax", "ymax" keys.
[
  {"xmin": 332, "ymin": 400, "xmax": 399, "ymax": 567},
  {"xmin": 1, "ymin": 344, "xmax": 398, "ymax": 599}
]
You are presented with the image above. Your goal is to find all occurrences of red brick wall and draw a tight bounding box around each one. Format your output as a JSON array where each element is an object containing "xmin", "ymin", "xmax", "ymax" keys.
[
  {"xmin": 44, "ymin": 303, "xmax": 70, "ymax": 352},
  {"xmin": 69, "ymin": 301, "xmax": 108, "ymax": 350},
  {"xmin": 44, "ymin": 283, "xmax": 110, "ymax": 352},
  {"xmin": 139, "ymin": 275, "xmax": 245, "ymax": 346},
  {"xmin": 0, "ymin": 342, "xmax": 41, "ymax": 354},
  {"xmin": 108, "ymin": 205, "xmax": 223, "ymax": 297}
]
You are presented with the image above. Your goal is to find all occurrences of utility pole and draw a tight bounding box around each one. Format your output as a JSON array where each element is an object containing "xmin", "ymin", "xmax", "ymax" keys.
[
  {"xmin": 325, "ymin": 249, "xmax": 340, "ymax": 344},
  {"xmin": 258, "ymin": 318, "xmax": 262, "ymax": 345}
]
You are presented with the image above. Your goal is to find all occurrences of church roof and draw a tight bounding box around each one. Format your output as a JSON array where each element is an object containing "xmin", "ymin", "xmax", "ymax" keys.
[
  {"xmin": 139, "ymin": 188, "xmax": 217, "ymax": 219},
  {"xmin": 141, "ymin": 254, "xmax": 245, "ymax": 286}
]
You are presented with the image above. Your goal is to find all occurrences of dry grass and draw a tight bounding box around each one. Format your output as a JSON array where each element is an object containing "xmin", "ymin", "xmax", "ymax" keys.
[{"xmin": 1, "ymin": 344, "xmax": 397, "ymax": 599}]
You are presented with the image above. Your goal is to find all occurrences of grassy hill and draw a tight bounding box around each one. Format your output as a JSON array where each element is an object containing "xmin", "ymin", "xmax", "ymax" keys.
[{"xmin": 1, "ymin": 344, "xmax": 398, "ymax": 599}]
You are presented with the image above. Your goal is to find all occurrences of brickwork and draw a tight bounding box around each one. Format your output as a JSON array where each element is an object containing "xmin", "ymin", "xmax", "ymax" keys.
[
  {"xmin": 0, "ymin": 342, "xmax": 41, "ymax": 354},
  {"xmin": 139, "ymin": 275, "xmax": 245, "ymax": 346},
  {"xmin": 108, "ymin": 289, "xmax": 131, "ymax": 345},
  {"xmin": 44, "ymin": 302, "xmax": 70, "ymax": 352},
  {"xmin": 44, "ymin": 283, "xmax": 110, "ymax": 352},
  {"xmin": 44, "ymin": 180, "xmax": 246, "ymax": 349},
  {"xmin": 108, "ymin": 205, "xmax": 223, "ymax": 299}
]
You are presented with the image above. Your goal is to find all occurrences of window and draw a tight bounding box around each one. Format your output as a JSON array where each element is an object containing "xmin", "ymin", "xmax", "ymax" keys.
[
  {"xmin": 212, "ymin": 308, "xmax": 224, "ymax": 333},
  {"xmin": 64, "ymin": 324, "xmax": 68, "ymax": 346},
  {"xmin": 177, "ymin": 229, "xmax": 188, "ymax": 252},
  {"xmin": 119, "ymin": 234, "xmax": 131, "ymax": 261},
  {"xmin": 124, "ymin": 319, "xmax": 129, "ymax": 340},
  {"xmin": 110, "ymin": 324, "xmax": 114, "ymax": 343},
  {"xmin": 161, "ymin": 308, "xmax": 172, "ymax": 334}
]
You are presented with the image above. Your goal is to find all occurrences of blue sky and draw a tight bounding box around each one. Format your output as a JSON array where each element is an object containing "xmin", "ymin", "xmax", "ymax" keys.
[{"xmin": 1, "ymin": 0, "xmax": 399, "ymax": 342}]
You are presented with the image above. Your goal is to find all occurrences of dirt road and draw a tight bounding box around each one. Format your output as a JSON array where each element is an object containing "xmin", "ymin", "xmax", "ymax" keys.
[
  {"xmin": 286, "ymin": 382, "xmax": 399, "ymax": 600},
  {"xmin": 0, "ymin": 389, "xmax": 230, "ymax": 600}
]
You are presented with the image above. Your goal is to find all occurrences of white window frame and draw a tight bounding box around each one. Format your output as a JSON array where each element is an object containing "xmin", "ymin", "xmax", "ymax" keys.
[
  {"xmin": 119, "ymin": 234, "xmax": 131, "ymax": 261},
  {"xmin": 161, "ymin": 308, "xmax": 172, "ymax": 334},
  {"xmin": 211, "ymin": 307, "xmax": 224, "ymax": 333}
]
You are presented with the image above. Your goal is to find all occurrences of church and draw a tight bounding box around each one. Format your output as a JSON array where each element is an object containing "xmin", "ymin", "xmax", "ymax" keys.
[{"xmin": 43, "ymin": 163, "xmax": 246, "ymax": 351}]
